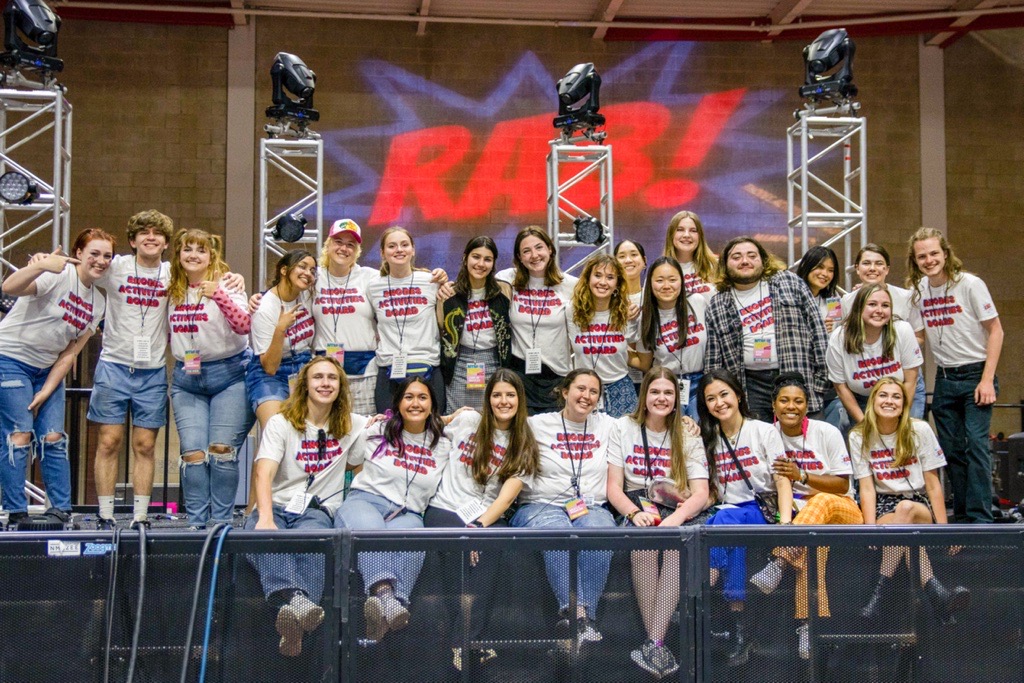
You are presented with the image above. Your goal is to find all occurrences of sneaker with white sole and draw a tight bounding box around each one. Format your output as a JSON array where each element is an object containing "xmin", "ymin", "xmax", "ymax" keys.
[
  {"xmin": 797, "ymin": 623, "xmax": 810, "ymax": 660},
  {"xmin": 578, "ymin": 618, "xmax": 602, "ymax": 643},
  {"xmin": 630, "ymin": 640, "xmax": 662, "ymax": 678},
  {"xmin": 750, "ymin": 558, "xmax": 784, "ymax": 594},
  {"xmin": 654, "ymin": 645, "xmax": 679, "ymax": 678}
]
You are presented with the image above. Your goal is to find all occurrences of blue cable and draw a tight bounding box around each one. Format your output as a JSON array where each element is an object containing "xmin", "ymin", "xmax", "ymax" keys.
[{"xmin": 197, "ymin": 525, "xmax": 232, "ymax": 683}]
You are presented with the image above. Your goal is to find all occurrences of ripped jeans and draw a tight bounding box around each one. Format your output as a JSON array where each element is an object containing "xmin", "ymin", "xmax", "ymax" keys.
[
  {"xmin": 171, "ymin": 351, "xmax": 255, "ymax": 526},
  {"xmin": 0, "ymin": 354, "xmax": 71, "ymax": 513}
]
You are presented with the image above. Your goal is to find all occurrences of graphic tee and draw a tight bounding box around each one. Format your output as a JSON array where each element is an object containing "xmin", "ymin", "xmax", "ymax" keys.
[
  {"xmin": 250, "ymin": 288, "xmax": 315, "ymax": 357},
  {"xmin": 733, "ymin": 283, "xmax": 778, "ymax": 370},
  {"xmin": 169, "ymin": 285, "xmax": 249, "ymax": 362},
  {"xmin": 567, "ymin": 307, "xmax": 630, "ymax": 383},
  {"xmin": 520, "ymin": 411, "xmax": 619, "ymax": 505},
  {"xmin": 708, "ymin": 419, "xmax": 785, "ymax": 505},
  {"xmin": 609, "ymin": 416, "xmax": 708, "ymax": 492},
  {"xmin": 826, "ymin": 320, "xmax": 923, "ymax": 396},
  {"xmin": 776, "ymin": 419, "xmax": 852, "ymax": 508},
  {"xmin": 916, "ymin": 273, "xmax": 998, "ymax": 368},
  {"xmin": 94, "ymin": 255, "xmax": 170, "ymax": 369},
  {"xmin": 635, "ymin": 294, "xmax": 708, "ymax": 375},
  {"xmin": 841, "ymin": 285, "xmax": 923, "ymax": 332},
  {"xmin": 681, "ymin": 261, "xmax": 713, "ymax": 296},
  {"xmin": 849, "ymin": 420, "xmax": 946, "ymax": 496},
  {"xmin": 461, "ymin": 288, "xmax": 497, "ymax": 350},
  {"xmin": 313, "ymin": 265, "xmax": 378, "ymax": 376},
  {"xmin": 367, "ymin": 271, "xmax": 440, "ymax": 367},
  {"xmin": 497, "ymin": 268, "xmax": 577, "ymax": 376}
]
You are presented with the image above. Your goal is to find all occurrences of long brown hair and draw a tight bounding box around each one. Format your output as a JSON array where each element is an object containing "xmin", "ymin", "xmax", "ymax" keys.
[
  {"xmin": 570, "ymin": 254, "xmax": 630, "ymax": 331},
  {"xmin": 663, "ymin": 210, "xmax": 717, "ymax": 283},
  {"xmin": 378, "ymin": 226, "xmax": 416, "ymax": 275},
  {"xmin": 279, "ymin": 357, "xmax": 353, "ymax": 440},
  {"xmin": 629, "ymin": 366, "xmax": 691, "ymax": 493},
  {"xmin": 851, "ymin": 377, "xmax": 918, "ymax": 468},
  {"xmin": 842, "ymin": 283, "xmax": 897, "ymax": 358},
  {"xmin": 472, "ymin": 368, "xmax": 539, "ymax": 485},
  {"xmin": 511, "ymin": 226, "xmax": 562, "ymax": 289},
  {"xmin": 906, "ymin": 227, "xmax": 963, "ymax": 302},
  {"xmin": 168, "ymin": 228, "xmax": 231, "ymax": 305}
]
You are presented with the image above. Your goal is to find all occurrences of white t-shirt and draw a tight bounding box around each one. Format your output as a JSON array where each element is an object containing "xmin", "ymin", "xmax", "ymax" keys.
[
  {"xmin": 348, "ymin": 421, "xmax": 452, "ymax": 514},
  {"xmin": 917, "ymin": 272, "xmax": 998, "ymax": 368},
  {"xmin": 429, "ymin": 411, "xmax": 534, "ymax": 513},
  {"xmin": 169, "ymin": 285, "xmax": 249, "ymax": 362},
  {"xmin": 776, "ymin": 420, "xmax": 852, "ymax": 508},
  {"xmin": 708, "ymin": 419, "xmax": 784, "ymax": 504},
  {"xmin": 635, "ymin": 294, "xmax": 708, "ymax": 375},
  {"xmin": 567, "ymin": 307, "xmax": 630, "ymax": 383},
  {"xmin": 826, "ymin": 320, "xmax": 923, "ymax": 396},
  {"xmin": 841, "ymin": 285, "xmax": 923, "ymax": 332},
  {"xmin": 609, "ymin": 416, "xmax": 708, "ymax": 492},
  {"xmin": 312, "ymin": 266, "xmax": 378, "ymax": 374},
  {"xmin": 849, "ymin": 420, "xmax": 946, "ymax": 496},
  {"xmin": 367, "ymin": 271, "xmax": 440, "ymax": 367},
  {"xmin": 733, "ymin": 283, "xmax": 778, "ymax": 370},
  {"xmin": 681, "ymin": 261, "xmax": 714, "ymax": 296},
  {"xmin": 0, "ymin": 267, "xmax": 106, "ymax": 368},
  {"xmin": 256, "ymin": 413, "xmax": 369, "ymax": 514},
  {"xmin": 250, "ymin": 289, "xmax": 315, "ymax": 357},
  {"xmin": 497, "ymin": 268, "xmax": 577, "ymax": 376},
  {"xmin": 461, "ymin": 288, "xmax": 497, "ymax": 350},
  {"xmin": 95, "ymin": 255, "xmax": 170, "ymax": 370},
  {"xmin": 520, "ymin": 411, "xmax": 619, "ymax": 505}
]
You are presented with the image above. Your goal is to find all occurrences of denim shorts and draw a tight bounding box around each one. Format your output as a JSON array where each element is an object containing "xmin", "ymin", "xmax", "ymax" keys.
[
  {"xmin": 245, "ymin": 350, "xmax": 312, "ymax": 411},
  {"xmin": 87, "ymin": 360, "xmax": 168, "ymax": 428}
]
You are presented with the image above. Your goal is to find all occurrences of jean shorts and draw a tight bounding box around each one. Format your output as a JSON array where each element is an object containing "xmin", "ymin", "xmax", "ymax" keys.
[
  {"xmin": 245, "ymin": 350, "xmax": 312, "ymax": 411},
  {"xmin": 87, "ymin": 360, "xmax": 168, "ymax": 428}
]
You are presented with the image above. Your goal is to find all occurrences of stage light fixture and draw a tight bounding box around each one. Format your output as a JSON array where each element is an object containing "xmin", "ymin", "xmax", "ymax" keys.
[
  {"xmin": 0, "ymin": 170, "xmax": 37, "ymax": 204},
  {"xmin": 799, "ymin": 28, "xmax": 856, "ymax": 104},
  {"xmin": 573, "ymin": 216, "xmax": 605, "ymax": 246},
  {"xmin": 0, "ymin": 0, "xmax": 63, "ymax": 75},
  {"xmin": 266, "ymin": 52, "xmax": 319, "ymax": 125},
  {"xmin": 273, "ymin": 212, "xmax": 307, "ymax": 243},
  {"xmin": 553, "ymin": 62, "xmax": 605, "ymax": 139}
]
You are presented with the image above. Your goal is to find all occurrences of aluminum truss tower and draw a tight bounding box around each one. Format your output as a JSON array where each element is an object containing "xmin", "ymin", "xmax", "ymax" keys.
[
  {"xmin": 257, "ymin": 133, "xmax": 323, "ymax": 288},
  {"xmin": 546, "ymin": 138, "xmax": 614, "ymax": 275},
  {"xmin": 0, "ymin": 86, "xmax": 71, "ymax": 273},
  {"xmin": 787, "ymin": 106, "xmax": 866, "ymax": 291}
]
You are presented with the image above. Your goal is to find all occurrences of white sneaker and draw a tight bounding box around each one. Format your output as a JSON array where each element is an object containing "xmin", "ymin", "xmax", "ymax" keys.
[
  {"xmin": 579, "ymin": 619, "xmax": 603, "ymax": 643},
  {"xmin": 750, "ymin": 559, "xmax": 783, "ymax": 594},
  {"xmin": 797, "ymin": 623, "xmax": 810, "ymax": 660}
]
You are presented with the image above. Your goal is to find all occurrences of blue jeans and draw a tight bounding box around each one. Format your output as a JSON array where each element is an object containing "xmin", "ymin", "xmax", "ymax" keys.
[
  {"xmin": 335, "ymin": 489, "xmax": 425, "ymax": 602},
  {"xmin": 245, "ymin": 506, "xmax": 331, "ymax": 601},
  {"xmin": 511, "ymin": 502, "xmax": 616, "ymax": 620},
  {"xmin": 172, "ymin": 350, "xmax": 255, "ymax": 526},
  {"xmin": 932, "ymin": 363, "xmax": 995, "ymax": 523},
  {"xmin": 912, "ymin": 371, "xmax": 926, "ymax": 419},
  {"xmin": 680, "ymin": 371, "xmax": 703, "ymax": 421},
  {"xmin": 0, "ymin": 354, "xmax": 70, "ymax": 513},
  {"xmin": 706, "ymin": 500, "xmax": 768, "ymax": 602}
]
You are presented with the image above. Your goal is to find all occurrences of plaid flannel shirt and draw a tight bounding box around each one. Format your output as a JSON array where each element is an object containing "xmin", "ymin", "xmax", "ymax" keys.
[{"xmin": 703, "ymin": 270, "xmax": 829, "ymax": 412}]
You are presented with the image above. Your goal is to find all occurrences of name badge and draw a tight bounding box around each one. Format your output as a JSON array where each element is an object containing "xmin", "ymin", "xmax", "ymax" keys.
[
  {"xmin": 133, "ymin": 335, "xmax": 152, "ymax": 364},
  {"xmin": 564, "ymin": 497, "xmax": 589, "ymax": 521},
  {"xmin": 525, "ymin": 348, "xmax": 542, "ymax": 375},
  {"xmin": 326, "ymin": 343, "xmax": 345, "ymax": 365},
  {"xmin": 390, "ymin": 353, "xmax": 408, "ymax": 379},
  {"xmin": 825, "ymin": 296, "xmax": 843, "ymax": 321},
  {"xmin": 466, "ymin": 362, "xmax": 486, "ymax": 389},
  {"xmin": 184, "ymin": 349, "xmax": 201, "ymax": 375},
  {"xmin": 456, "ymin": 499, "xmax": 487, "ymax": 524},
  {"xmin": 285, "ymin": 490, "xmax": 313, "ymax": 515},
  {"xmin": 677, "ymin": 377, "xmax": 691, "ymax": 406},
  {"xmin": 638, "ymin": 496, "xmax": 662, "ymax": 523},
  {"xmin": 753, "ymin": 338, "xmax": 773, "ymax": 362}
]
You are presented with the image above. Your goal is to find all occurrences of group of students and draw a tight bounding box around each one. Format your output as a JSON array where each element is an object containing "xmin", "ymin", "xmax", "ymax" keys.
[{"xmin": 0, "ymin": 208, "xmax": 1000, "ymax": 677}]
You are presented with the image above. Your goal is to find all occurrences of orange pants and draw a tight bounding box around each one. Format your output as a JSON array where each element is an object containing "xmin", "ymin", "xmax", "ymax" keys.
[{"xmin": 774, "ymin": 493, "xmax": 863, "ymax": 619}]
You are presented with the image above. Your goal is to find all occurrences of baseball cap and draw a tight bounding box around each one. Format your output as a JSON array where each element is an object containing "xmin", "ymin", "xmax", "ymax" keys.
[{"xmin": 327, "ymin": 219, "xmax": 362, "ymax": 243}]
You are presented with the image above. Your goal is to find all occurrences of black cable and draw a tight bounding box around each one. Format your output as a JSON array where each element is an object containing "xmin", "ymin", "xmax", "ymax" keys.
[
  {"xmin": 125, "ymin": 523, "xmax": 147, "ymax": 683},
  {"xmin": 102, "ymin": 527, "xmax": 122, "ymax": 683},
  {"xmin": 179, "ymin": 523, "xmax": 228, "ymax": 683}
]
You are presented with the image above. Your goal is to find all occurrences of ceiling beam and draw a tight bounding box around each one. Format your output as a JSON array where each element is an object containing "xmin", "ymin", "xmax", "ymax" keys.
[
  {"xmin": 592, "ymin": 0, "xmax": 625, "ymax": 40},
  {"xmin": 416, "ymin": 0, "xmax": 431, "ymax": 36},
  {"xmin": 766, "ymin": 0, "xmax": 814, "ymax": 37},
  {"xmin": 926, "ymin": 0, "xmax": 998, "ymax": 48}
]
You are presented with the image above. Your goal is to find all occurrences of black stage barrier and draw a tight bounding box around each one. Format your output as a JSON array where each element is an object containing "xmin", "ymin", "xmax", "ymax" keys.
[{"xmin": 0, "ymin": 526, "xmax": 1021, "ymax": 682}]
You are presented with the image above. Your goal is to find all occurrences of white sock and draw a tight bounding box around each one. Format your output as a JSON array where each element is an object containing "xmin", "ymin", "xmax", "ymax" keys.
[
  {"xmin": 98, "ymin": 495, "xmax": 115, "ymax": 520},
  {"xmin": 133, "ymin": 495, "xmax": 151, "ymax": 521}
]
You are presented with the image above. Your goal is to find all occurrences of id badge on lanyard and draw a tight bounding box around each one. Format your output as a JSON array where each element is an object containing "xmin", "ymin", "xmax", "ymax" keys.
[
  {"xmin": 466, "ymin": 362, "xmax": 486, "ymax": 389},
  {"xmin": 133, "ymin": 335, "xmax": 152, "ymax": 364},
  {"xmin": 184, "ymin": 349, "xmax": 201, "ymax": 375},
  {"xmin": 525, "ymin": 348, "xmax": 542, "ymax": 375},
  {"xmin": 391, "ymin": 353, "xmax": 409, "ymax": 379},
  {"xmin": 326, "ymin": 343, "xmax": 345, "ymax": 365}
]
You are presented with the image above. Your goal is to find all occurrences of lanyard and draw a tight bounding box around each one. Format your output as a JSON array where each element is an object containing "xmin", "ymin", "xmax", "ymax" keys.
[
  {"xmin": 640, "ymin": 424, "xmax": 669, "ymax": 489},
  {"xmin": 133, "ymin": 259, "xmax": 153, "ymax": 333},
  {"xmin": 465, "ymin": 293, "xmax": 490, "ymax": 350},
  {"xmin": 514, "ymin": 285, "xmax": 550, "ymax": 348},
  {"xmin": 400, "ymin": 431, "xmax": 431, "ymax": 507},
  {"xmin": 560, "ymin": 414, "xmax": 588, "ymax": 499},
  {"xmin": 324, "ymin": 268, "xmax": 354, "ymax": 337},
  {"xmin": 185, "ymin": 285, "xmax": 203, "ymax": 349},
  {"xmin": 925, "ymin": 281, "xmax": 951, "ymax": 348},
  {"xmin": 656, "ymin": 307, "xmax": 687, "ymax": 370},
  {"xmin": 386, "ymin": 273, "xmax": 413, "ymax": 353}
]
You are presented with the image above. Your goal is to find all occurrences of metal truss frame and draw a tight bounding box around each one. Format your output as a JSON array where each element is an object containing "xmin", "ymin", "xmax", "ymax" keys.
[
  {"xmin": 0, "ymin": 86, "xmax": 71, "ymax": 273},
  {"xmin": 257, "ymin": 136, "xmax": 323, "ymax": 288},
  {"xmin": 787, "ymin": 112, "xmax": 866, "ymax": 290},
  {"xmin": 546, "ymin": 139, "xmax": 614, "ymax": 275}
]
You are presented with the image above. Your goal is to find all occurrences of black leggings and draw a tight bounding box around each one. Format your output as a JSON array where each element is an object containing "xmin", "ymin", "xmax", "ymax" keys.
[{"xmin": 423, "ymin": 506, "xmax": 507, "ymax": 645}]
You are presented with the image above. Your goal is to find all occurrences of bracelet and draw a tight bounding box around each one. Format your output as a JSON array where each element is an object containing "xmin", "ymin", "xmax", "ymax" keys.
[
  {"xmin": 800, "ymin": 471, "xmax": 809, "ymax": 486},
  {"xmin": 626, "ymin": 509, "xmax": 641, "ymax": 521}
]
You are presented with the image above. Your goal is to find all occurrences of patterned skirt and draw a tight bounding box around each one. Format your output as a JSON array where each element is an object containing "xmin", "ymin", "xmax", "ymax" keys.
[{"xmin": 445, "ymin": 346, "xmax": 500, "ymax": 412}]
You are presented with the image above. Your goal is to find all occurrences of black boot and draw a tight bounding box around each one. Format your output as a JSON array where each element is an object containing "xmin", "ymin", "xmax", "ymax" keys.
[
  {"xmin": 924, "ymin": 577, "xmax": 971, "ymax": 625},
  {"xmin": 725, "ymin": 611, "xmax": 752, "ymax": 667},
  {"xmin": 861, "ymin": 575, "xmax": 894, "ymax": 619}
]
